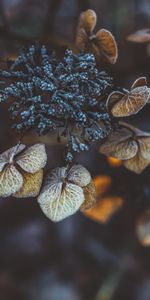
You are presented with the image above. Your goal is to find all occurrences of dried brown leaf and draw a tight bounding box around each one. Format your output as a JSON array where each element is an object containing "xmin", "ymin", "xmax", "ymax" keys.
[{"xmin": 127, "ymin": 28, "xmax": 150, "ymax": 43}]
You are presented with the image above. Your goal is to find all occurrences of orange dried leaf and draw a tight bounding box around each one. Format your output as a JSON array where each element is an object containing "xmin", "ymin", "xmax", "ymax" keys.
[{"xmin": 84, "ymin": 196, "xmax": 123, "ymax": 223}]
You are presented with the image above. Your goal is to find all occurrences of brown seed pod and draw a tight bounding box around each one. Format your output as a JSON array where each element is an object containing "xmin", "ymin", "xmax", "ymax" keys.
[
  {"xmin": 80, "ymin": 180, "xmax": 96, "ymax": 212},
  {"xmin": 75, "ymin": 9, "xmax": 118, "ymax": 64},
  {"xmin": 0, "ymin": 143, "xmax": 47, "ymax": 197},
  {"xmin": 136, "ymin": 209, "xmax": 150, "ymax": 246},
  {"xmin": 99, "ymin": 122, "xmax": 150, "ymax": 174},
  {"xmin": 106, "ymin": 77, "xmax": 150, "ymax": 117},
  {"xmin": 38, "ymin": 164, "xmax": 91, "ymax": 222}
]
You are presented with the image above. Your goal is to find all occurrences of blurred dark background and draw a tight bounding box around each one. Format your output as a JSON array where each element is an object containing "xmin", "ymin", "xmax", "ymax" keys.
[{"xmin": 0, "ymin": 1, "xmax": 150, "ymax": 299}]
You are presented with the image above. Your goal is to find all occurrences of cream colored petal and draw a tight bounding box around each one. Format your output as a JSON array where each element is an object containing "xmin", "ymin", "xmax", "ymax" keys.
[
  {"xmin": 80, "ymin": 180, "xmax": 96, "ymax": 212},
  {"xmin": 16, "ymin": 144, "xmax": 47, "ymax": 173},
  {"xmin": 38, "ymin": 181, "xmax": 84, "ymax": 222},
  {"xmin": 123, "ymin": 153, "xmax": 150, "ymax": 174},
  {"xmin": 96, "ymin": 29, "xmax": 118, "ymax": 64},
  {"xmin": 14, "ymin": 169, "xmax": 43, "ymax": 198},
  {"xmin": 0, "ymin": 165, "xmax": 23, "ymax": 197},
  {"xmin": 0, "ymin": 144, "xmax": 25, "ymax": 172},
  {"xmin": 68, "ymin": 164, "xmax": 91, "ymax": 187},
  {"xmin": 112, "ymin": 86, "xmax": 149, "ymax": 117},
  {"xmin": 99, "ymin": 127, "xmax": 138, "ymax": 160}
]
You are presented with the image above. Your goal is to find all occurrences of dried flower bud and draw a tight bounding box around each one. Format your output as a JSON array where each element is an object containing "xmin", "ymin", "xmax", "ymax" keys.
[
  {"xmin": 107, "ymin": 77, "xmax": 150, "ymax": 117},
  {"xmin": 136, "ymin": 209, "xmax": 150, "ymax": 246},
  {"xmin": 80, "ymin": 180, "xmax": 96, "ymax": 212},
  {"xmin": 99, "ymin": 122, "xmax": 150, "ymax": 174},
  {"xmin": 0, "ymin": 143, "xmax": 47, "ymax": 197},
  {"xmin": 76, "ymin": 9, "xmax": 118, "ymax": 64},
  {"xmin": 38, "ymin": 164, "xmax": 92, "ymax": 222},
  {"xmin": 127, "ymin": 28, "xmax": 150, "ymax": 43}
]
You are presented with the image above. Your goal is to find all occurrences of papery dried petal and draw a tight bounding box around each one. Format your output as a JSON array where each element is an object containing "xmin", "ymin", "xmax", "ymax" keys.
[
  {"xmin": 96, "ymin": 29, "xmax": 118, "ymax": 64},
  {"xmin": 127, "ymin": 29, "xmax": 150, "ymax": 43},
  {"xmin": 106, "ymin": 91, "xmax": 126, "ymax": 111},
  {"xmin": 38, "ymin": 180, "xmax": 84, "ymax": 222},
  {"xmin": 14, "ymin": 169, "xmax": 43, "ymax": 198},
  {"xmin": 16, "ymin": 144, "xmax": 47, "ymax": 173},
  {"xmin": 0, "ymin": 165, "xmax": 23, "ymax": 197},
  {"xmin": 0, "ymin": 144, "xmax": 25, "ymax": 172},
  {"xmin": 131, "ymin": 77, "xmax": 147, "ymax": 89},
  {"xmin": 99, "ymin": 127, "xmax": 138, "ymax": 160},
  {"xmin": 111, "ymin": 86, "xmax": 150, "ymax": 117},
  {"xmin": 68, "ymin": 164, "xmax": 91, "ymax": 187},
  {"xmin": 78, "ymin": 9, "xmax": 97, "ymax": 34},
  {"xmin": 137, "ymin": 136, "xmax": 150, "ymax": 161},
  {"xmin": 80, "ymin": 180, "xmax": 96, "ymax": 212},
  {"xmin": 123, "ymin": 153, "xmax": 150, "ymax": 174},
  {"xmin": 75, "ymin": 28, "xmax": 89, "ymax": 52}
]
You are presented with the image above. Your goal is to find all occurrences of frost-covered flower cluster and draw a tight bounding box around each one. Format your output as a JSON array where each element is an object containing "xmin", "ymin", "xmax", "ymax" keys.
[{"xmin": 0, "ymin": 45, "xmax": 112, "ymax": 161}]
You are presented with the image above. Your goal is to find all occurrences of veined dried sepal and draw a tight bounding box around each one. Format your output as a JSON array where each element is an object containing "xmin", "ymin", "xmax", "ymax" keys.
[
  {"xmin": 80, "ymin": 180, "xmax": 96, "ymax": 212},
  {"xmin": 14, "ymin": 169, "xmax": 43, "ymax": 198},
  {"xmin": 0, "ymin": 143, "xmax": 47, "ymax": 197},
  {"xmin": 76, "ymin": 9, "xmax": 118, "ymax": 64},
  {"xmin": 107, "ymin": 77, "xmax": 150, "ymax": 117},
  {"xmin": 38, "ymin": 164, "xmax": 92, "ymax": 222},
  {"xmin": 99, "ymin": 122, "xmax": 150, "ymax": 174}
]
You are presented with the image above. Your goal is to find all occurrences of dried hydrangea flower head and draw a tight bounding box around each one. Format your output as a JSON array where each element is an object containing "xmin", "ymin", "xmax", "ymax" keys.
[
  {"xmin": 0, "ymin": 44, "xmax": 112, "ymax": 162},
  {"xmin": 0, "ymin": 144, "xmax": 47, "ymax": 197},
  {"xmin": 127, "ymin": 28, "xmax": 150, "ymax": 43},
  {"xmin": 99, "ymin": 122, "xmax": 150, "ymax": 174},
  {"xmin": 75, "ymin": 9, "xmax": 118, "ymax": 64},
  {"xmin": 38, "ymin": 164, "xmax": 96, "ymax": 222},
  {"xmin": 107, "ymin": 77, "xmax": 150, "ymax": 117}
]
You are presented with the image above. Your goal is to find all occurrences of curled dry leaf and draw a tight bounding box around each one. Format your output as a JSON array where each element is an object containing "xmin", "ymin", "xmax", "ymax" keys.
[
  {"xmin": 127, "ymin": 28, "xmax": 150, "ymax": 43},
  {"xmin": 38, "ymin": 164, "xmax": 93, "ymax": 222},
  {"xmin": 107, "ymin": 77, "xmax": 150, "ymax": 117},
  {"xmin": 84, "ymin": 196, "xmax": 123, "ymax": 223},
  {"xmin": 99, "ymin": 122, "xmax": 150, "ymax": 174},
  {"xmin": 76, "ymin": 9, "xmax": 118, "ymax": 64},
  {"xmin": 0, "ymin": 143, "xmax": 47, "ymax": 197},
  {"xmin": 136, "ymin": 209, "xmax": 150, "ymax": 246}
]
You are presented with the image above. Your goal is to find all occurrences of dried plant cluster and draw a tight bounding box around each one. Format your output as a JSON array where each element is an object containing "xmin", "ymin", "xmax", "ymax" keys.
[{"xmin": 0, "ymin": 9, "xmax": 150, "ymax": 222}]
